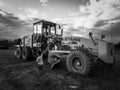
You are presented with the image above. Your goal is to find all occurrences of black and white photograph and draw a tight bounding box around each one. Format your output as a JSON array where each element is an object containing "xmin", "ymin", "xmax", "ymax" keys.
[{"xmin": 0, "ymin": 0, "xmax": 120, "ymax": 90}]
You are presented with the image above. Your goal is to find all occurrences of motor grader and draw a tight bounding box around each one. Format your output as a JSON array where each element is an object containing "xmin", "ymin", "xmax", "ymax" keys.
[{"xmin": 15, "ymin": 20, "xmax": 115, "ymax": 75}]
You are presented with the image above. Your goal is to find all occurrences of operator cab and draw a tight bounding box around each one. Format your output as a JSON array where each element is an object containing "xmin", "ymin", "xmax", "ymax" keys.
[
  {"xmin": 33, "ymin": 20, "xmax": 63, "ymax": 35},
  {"xmin": 32, "ymin": 20, "xmax": 63, "ymax": 47}
]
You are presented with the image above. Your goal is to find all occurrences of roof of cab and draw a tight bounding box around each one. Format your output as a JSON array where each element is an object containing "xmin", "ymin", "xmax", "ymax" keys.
[{"xmin": 33, "ymin": 20, "xmax": 57, "ymax": 26}]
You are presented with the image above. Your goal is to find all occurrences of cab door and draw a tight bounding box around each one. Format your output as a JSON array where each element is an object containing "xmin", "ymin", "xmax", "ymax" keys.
[{"xmin": 32, "ymin": 22, "xmax": 43, "ymax": 47}]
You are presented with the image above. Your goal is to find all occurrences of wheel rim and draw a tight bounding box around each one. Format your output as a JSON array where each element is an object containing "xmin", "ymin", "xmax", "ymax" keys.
[
  {"xmin": 22, "ymin": 49, "xmax": 27, "ymax": 59},
  {"xmin": 16, "ymin": 49, "xmax": 20, "ymax": 58},
  {"xmin": 72, "ymin": 57, "xmax": 83, "ymax": 70}
]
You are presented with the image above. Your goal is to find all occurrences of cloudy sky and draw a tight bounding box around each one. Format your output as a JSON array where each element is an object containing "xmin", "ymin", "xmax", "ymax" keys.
[{"xmin": 0, "ymin": 0, "xmax": 120, "ymax": 43}]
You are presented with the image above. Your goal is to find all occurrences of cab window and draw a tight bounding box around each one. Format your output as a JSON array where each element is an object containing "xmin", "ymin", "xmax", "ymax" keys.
[
  {"xmin": 37, "ymin": 23, "xmax": 42, "ymax": 34},
  {"xmin": 56, "ymin": 25, "xmax": 62, "ymax": 35},
  {"xmin": 51, "ymin": 27, "xmax": 55, "ymax": 35},
  {"xmin": 33, "ymin": 24, "xmax": 37, "ymax": 33},
  {"xmin": 33, "ymin": 23, "xmax": 42, "ymax": 34}
]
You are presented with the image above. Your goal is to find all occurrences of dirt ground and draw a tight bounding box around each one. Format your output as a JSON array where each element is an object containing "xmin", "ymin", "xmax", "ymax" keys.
[{"xmin": 0, "ymin": 50, "xmax": 120, "ymax": 90}]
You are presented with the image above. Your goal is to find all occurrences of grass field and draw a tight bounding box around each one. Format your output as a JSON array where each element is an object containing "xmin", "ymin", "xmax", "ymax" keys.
[{"xmin": 0, "ymin": 50, "xmax": 120, "ymax": 90}]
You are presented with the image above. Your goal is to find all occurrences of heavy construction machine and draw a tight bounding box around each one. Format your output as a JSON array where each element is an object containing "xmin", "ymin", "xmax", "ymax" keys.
[{"xmin": 15, "ymin": 20, "xmax": 115, "ymax": 75}]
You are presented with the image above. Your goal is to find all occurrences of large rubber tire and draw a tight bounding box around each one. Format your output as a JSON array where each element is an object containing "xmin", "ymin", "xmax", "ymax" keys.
[
  {"xmin": 15, "ymin": 47, "xmax": 22, "ymax": 59},
  {"xmin": 22, "ymin": 46, "xmax": 32, "ymax": 60},
  {"xmin": 66, "ymin": 51, "xmax": 93, "ymax": 75}
]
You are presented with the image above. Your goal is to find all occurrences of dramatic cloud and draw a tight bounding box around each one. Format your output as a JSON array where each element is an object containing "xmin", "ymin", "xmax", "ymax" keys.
[
  {"xmin": 18, "ymin": 7, "xmax": 47, "ymax": 22},
  {"xmin": 94, "ymin": 20, "xmax": 108, "ymax": 27},
  {"xmin": 55, "ymin": 0, "xmax": 120, "ymax": 43},
  {"xmin": 0, "ymin": 0, "xmax": 120, "ymax": 43},
  {"xmin": 0, "ymin": 11, "xmax": 26, "ymax": 27},
  {"xmin": 39, "ymin": 0, "xmax": 48, "ymax": 7},
  {"xmin": 71, "ymin": 0, "xmax": 120, "ymax": 28},
  {"xmin": 0, "ymin": 9, "xmax": 32, "ymax": 39}
]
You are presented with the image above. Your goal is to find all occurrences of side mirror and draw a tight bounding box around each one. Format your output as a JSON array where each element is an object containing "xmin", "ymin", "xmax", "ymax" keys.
[
  {"xmin": 89, "ymin": 32, "xmax": 93, "ymax": 37},
  {"xmin": 61, "ymin": 29, "xmax": 63, "ymax": 36},
  {"xmin": 101, "ymin": 35, "xmax": 105, "ymax": 40}
]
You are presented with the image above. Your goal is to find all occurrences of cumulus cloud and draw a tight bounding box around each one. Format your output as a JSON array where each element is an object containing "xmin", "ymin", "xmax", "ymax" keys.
[
  {"xmin": 68, "ymin": 10, "xmax": 80, "ymax": 17},
  {"xmin": 71, "ymin": 0, "xmax": 120, "ymax": 29},
  {"xmin": 0, "ymin": 9, "xmax": 31, "ymax": 39},
  {"xmin": 39, "ymin": 0, "xmax": 48, "ymax": 7},
  {"xmin": 58, "ymin": 0, "xmax": 120, "ymax": 43},
  {"xmin": 18, "ymin": 7, "xmax": 47, "ymax": 22},
  {"xmin": 0, "ymin": 9, "xmax": 26, "ymax": 28}
]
